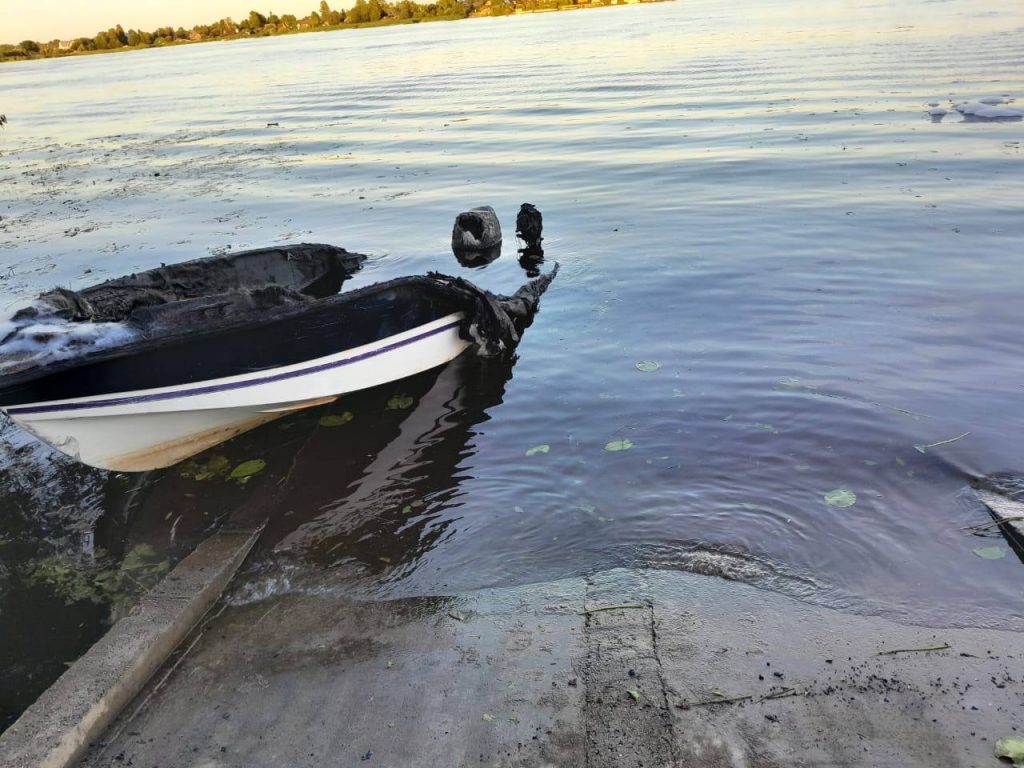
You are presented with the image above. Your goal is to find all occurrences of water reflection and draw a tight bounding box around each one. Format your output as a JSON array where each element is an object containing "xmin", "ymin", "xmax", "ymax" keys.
[
  {"xmin": 454, "ymin": 243, "xmax": 502, "ymax": 268},
  {"xmin": 82, "ymin": 351, "xmax": 510, "ymax": 588},
  {"xmin": 517, "ymin": 248, "xmax": 546, "ymax": 278},
  {"xmin": 258, "ymin": 353, "xmax": 512, "ymax": 576}
]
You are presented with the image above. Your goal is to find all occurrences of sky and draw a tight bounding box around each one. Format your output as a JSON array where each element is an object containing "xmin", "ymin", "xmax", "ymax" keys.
[{"xmin": 1, "ymin": 0, "xmax": 336, "ymax": 43}]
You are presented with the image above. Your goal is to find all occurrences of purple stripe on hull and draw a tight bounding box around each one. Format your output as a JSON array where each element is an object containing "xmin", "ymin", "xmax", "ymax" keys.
[{"xmin": 7, "ymin": 320, "xmax": 463, "ymax": 416}]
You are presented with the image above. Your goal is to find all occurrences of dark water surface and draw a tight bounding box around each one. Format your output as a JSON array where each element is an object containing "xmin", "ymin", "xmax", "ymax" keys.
[{"xmin": 2, "ymin": 0, "xmax": 1024, "ymax": 730}]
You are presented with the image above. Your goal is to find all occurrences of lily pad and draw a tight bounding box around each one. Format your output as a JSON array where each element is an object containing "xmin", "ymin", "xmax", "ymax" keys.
[
  {"xmin": 973, "ymin": 546, "xmax": 1008, "ymax": 561},
  {"xmin": 387, "ymin": 394, "xmax": 414, "ymax": 410},
  {"xmin": 824, "ymin": 488, "xmax": 856, "ymax": 508},
  {"xmin": 995, "ymin": 737, "xmax": 1024, "ymax": 766},
  {"xmin": 229, "ymin": 459, "xmax": 266, "ymax": 483},
  {"xmin": 319, "ymin": 412, "xmax": 353, "ymax": 427},
  {"xmin": 635, "ymin": 361, "xmax": 660, "ymax": 372},
  {"xmin": 605, "ymin": 439, "xmax": 634, "ymax": 452},
  {"xmin": 526, "ymin": 444, "xmax": 550, "ymax": 457}
]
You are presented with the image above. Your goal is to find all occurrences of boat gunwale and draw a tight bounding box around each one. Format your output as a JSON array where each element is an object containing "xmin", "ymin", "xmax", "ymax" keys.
[{"xmin": 3, "ymin": 314, "xmax": 465, "ymax": 418}]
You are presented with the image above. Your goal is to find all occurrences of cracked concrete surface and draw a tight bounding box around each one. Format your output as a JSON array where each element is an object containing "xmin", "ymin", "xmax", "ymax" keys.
[{"xmin": 81, "ymin": 568, "xmax": 1023, "ymax": 768}]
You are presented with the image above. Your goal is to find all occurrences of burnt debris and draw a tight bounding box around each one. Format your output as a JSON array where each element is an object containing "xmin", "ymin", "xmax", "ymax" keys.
[
  {"xmin": 515, "ymin": 203, "xmax": 545, "ymax": 276},
  {"xmin": 516, "ymin": 203, "xmax": 543, "ymax": 252},
  {"xmin": 18, "ymin": 244, "xmax": 366, "ymax": 325},
  {"xmin": 427, "ymin": 263, "xmax": 559, "ymax": 358},
  {"xmin": 451, "ymin": 206, "xmax": 502, "ymax": 266}
]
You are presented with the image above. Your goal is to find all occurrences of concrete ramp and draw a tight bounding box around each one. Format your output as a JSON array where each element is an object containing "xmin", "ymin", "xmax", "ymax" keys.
[{"xmin": 78, "ymin": 569, "xmax": 1023, "ymax": 767}]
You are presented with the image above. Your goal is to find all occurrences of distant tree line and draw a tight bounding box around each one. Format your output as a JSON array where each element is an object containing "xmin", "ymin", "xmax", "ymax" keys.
[{"xmin": 1, "ymin": 0, "xmax": 639, "ymax": 61}]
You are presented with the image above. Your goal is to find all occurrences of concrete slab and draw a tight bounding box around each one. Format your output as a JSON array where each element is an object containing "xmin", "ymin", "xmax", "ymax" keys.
[
  {"xmin": 81, "ymin": 568, "xmax": 1023, "ymax": 768},
  {"xmin": 0, "ymin": 525, "xmax": 264, "ymax": 768}
]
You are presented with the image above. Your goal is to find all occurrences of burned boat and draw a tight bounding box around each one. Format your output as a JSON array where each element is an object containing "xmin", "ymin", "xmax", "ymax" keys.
[
  {"xmin": 973, "ymin": 474, "xmax": 1024, "ymax": 560},
  {"xmin": 0, "ymin": 244, "xmax": 556, "ymax": 472}
]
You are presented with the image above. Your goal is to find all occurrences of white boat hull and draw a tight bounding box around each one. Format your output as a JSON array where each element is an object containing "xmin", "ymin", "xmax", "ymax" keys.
[{"xmin": 2, "ymin": 313, "xmax": 469, "ymax": 471}]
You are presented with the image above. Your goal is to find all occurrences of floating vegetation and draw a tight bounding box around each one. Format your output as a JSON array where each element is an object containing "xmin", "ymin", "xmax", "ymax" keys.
[
  {"xmin": 25, "ymin": 555, "xmax": 103, "ymax": 604},
  {"xmin": 387, "ymin": 394, "xmax": 414, "ymax": 410},
  {"xmin": 775, "ymin": 376, "xmax": 809, "ymax": 391},
  {"xmin": 755, "ymin": 423, "xmax": 779, "ymax": 435},
  {"xmin": 24, "ymin": 544, "xmax": 170, "ymax": 618},
  {"xmin": 824, "ymin": 488, "xmax": 857, "ymax": 508},
  {"xmin": 973, "ymin": 546, "xmax": 1008, "ymax": 561},
  {"xmin": 635, "ymin": 361, "xmax": 660, "ymax": 372},
  {"xmin": 229, "ymin": 459, "xmax": 266, "ymax": 484},
  {"xmin": 178, "ymin": 454, "xmax": 230, "ymax": 481},
  {"xmin": 319, "ymin": 412, "xmax": 353, "ymax": 427},
  {"xmin": 604, "ymin": 439, "xmax": 634, "ymax": 452},
  {"xmin": 914, "ymin": 432, "xmax": 969, "ymax": 454},
  {"xmin": 525, "ymin": 444, "xmax": 550, "ymax": 457}
]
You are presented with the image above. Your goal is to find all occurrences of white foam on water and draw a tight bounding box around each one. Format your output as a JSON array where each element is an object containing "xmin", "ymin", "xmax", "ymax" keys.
[
  {"xmin": 953, "ymin": 99, "xmax": 1024, "ymax": 119},
  {"xmin": 926, "ymin": 106, "xmax": 948, "ymax": 116},
  {"xmin": 0, "ymin": 306, "xmax": 138, "ymax": 376}
]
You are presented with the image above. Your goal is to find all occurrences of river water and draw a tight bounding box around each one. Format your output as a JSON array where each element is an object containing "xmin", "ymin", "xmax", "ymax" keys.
[{"xmin": 1, "ymin": 0, "xmax": 1023, "ymax": 730}]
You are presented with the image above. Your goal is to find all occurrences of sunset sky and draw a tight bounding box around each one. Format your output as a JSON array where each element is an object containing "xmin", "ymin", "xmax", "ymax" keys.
[{"xmin": 2, "ymin": 0, "xmax": 333, "ymax": 43}]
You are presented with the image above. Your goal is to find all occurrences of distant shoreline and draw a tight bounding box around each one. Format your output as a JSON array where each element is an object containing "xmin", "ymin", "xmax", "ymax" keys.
[{"xmin": 1, "ymin": 1, "xmax": 668, "ymax": 67}]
